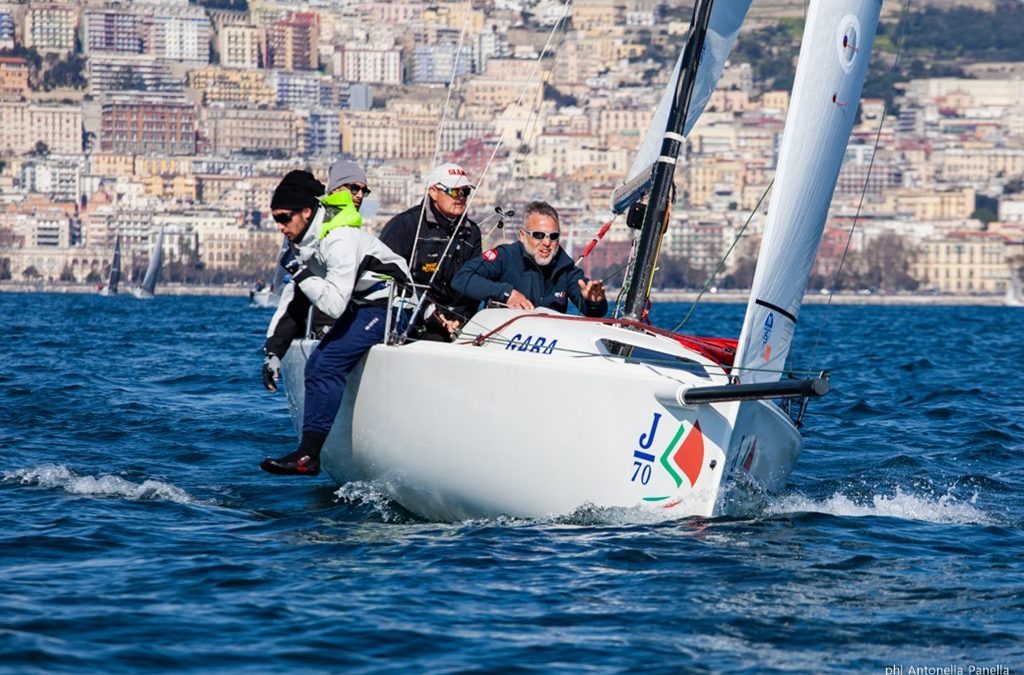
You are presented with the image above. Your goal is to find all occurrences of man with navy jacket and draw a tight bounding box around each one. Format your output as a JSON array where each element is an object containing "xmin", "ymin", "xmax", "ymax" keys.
[{"xmin": 451, "ymin": 201, "xmax": 607, "ymax": 317}]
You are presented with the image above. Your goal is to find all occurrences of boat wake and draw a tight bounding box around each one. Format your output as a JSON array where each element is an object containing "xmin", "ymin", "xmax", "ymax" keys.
[
  {"xmin": 767, "ymin": 486, "xmax": 995, "ymax": 526},
  {"xmin": 4, "ymin": 463, "xmax": 199, "ymax": 505},
  {"xmin": 333, "ymin": 481, "xmax": 416, "ymax": 523}
]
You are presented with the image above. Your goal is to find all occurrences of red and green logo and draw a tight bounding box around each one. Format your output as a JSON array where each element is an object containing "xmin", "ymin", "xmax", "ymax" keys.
[{"xmin": 644, "ymin": 420, "xmax": 705, "ymax": 503}]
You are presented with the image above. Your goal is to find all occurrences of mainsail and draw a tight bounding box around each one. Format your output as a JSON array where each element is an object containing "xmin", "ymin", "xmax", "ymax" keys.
[
  {"xmin": 138, "ymin": 225, "xmax": 165, "ymax": 297},
  {"xmin": 733, "ymin": 0, "xmax": 882, "ymax": 385},
  {"xmin": 611, "ymin": 1, "xmax": 752, "ymax": 214},
  {"xmin": 105, "ymin": 236, "xmax": 122, "ymax": 294}
]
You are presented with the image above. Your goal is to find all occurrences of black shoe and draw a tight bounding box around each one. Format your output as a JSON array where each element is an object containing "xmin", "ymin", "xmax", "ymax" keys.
[{"xmin": 260, "ymin": 450, "xmax": 320, "ymax": 476}]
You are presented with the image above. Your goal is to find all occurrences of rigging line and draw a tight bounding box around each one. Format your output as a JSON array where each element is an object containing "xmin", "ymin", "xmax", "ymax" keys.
[
  {"xmin": 409, "ymin": 18, "xmax": 471, "ymax": 276},
  {"xmin": 805, "ymin": 0, "xmax": 913, "ymax": 372},
  {"xmin": 671, "ymin": 180, "xmax": 774, "ymax": 333},
  {"xmin": 490, "ymin": 0, "xmax": 574, "ymax": 229}
]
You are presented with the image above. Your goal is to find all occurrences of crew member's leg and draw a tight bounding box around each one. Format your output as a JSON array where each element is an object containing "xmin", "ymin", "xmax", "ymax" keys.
[{"xmin": 260, "ymin": 305, "xmax": 386, "ymax": 475}]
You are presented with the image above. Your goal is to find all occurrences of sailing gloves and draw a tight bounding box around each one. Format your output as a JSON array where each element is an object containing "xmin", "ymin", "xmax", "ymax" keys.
[
  {"xmin": 280, "ymin": 248, "xmax": 313, "ymax": 284},
  {"xmin": 262, "ymin": 353, "xmax": 281, "ymax": 392}
]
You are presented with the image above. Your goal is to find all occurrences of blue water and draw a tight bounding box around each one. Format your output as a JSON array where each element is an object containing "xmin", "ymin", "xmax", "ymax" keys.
[{"xmin": 3, "ymin": 293, "xmax": 1022, "ymax": 672}]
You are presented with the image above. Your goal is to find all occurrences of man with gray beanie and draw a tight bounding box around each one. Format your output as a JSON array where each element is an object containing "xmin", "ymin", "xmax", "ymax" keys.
[{"xmin": 326, "ymin": 159, "xmax": 371, "ymax": 211}]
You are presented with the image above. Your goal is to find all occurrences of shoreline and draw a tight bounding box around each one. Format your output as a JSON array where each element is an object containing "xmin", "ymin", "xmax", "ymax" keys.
[{"xmin": 0, "ymin": 281, "xmax": 1011, "ymax": 305}]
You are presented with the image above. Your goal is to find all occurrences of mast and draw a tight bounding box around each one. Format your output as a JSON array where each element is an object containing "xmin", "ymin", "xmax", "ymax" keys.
[{"xmin": 622, "ymin": 0, "xmax": 716, "ymax": 321}]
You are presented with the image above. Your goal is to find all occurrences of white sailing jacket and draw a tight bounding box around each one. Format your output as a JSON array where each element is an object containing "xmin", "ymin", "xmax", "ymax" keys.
[{"xmin": 270, "ymin": 206, "xmax": 411, "ymax": 332}]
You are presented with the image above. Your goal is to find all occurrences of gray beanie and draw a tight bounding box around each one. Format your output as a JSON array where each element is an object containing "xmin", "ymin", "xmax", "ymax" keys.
[{"xmin": 327, "ymin": 160, "xmax": 367, "ymax": 193}]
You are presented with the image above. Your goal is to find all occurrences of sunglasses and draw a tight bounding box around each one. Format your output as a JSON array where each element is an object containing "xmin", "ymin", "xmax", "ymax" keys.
[
  {"xmin": 523, "ymin": 230, "xmax": 560, "ymax": 242},
  {"xmin": 342, "ymin": 183, "xmax": 371, "ymax": 196},
  {"xmin": 436, "ymin": 186, "xmax": 471, "ymax": 199},
  {"xmin": 272, "ymin": 211, "xmax": 297, "ymax": 225}
]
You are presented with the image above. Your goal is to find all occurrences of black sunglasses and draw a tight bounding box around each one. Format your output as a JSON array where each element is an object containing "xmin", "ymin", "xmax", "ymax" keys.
[
  {"xmin": 343, "ymin": 184, "xmax": 371, "ymax": 196},
  {"xmin": 523, "ymin": 230, "xmax": 560, "ymax": 241},
  {"xmin": 272, "ymin": 211, "xmax": 297, "ymax": 225}
]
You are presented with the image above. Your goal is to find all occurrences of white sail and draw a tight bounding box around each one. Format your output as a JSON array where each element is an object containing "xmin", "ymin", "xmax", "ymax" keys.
[
  {"xmin": 137, "ymin": 225, "xmax": 165, "ymax": 297},
  {"xmin": 734, "ymin": 0, "xmax": 881, "ymax": 385},
  {"xmin": 611, "ymin": 1, "xmax": 752, "ymax": 214}
]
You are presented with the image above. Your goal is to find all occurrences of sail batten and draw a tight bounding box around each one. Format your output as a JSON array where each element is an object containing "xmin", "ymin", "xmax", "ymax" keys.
[
  {"xmin": 612, "ymin": 1, "xmax": 752, "ymax": 214},
  {"xmin": 733, "ymin": 0, "xmax": 882, "ymax": 384}
]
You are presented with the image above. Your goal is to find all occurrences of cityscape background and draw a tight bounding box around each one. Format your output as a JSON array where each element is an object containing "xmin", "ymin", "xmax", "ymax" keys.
[{"xmin": 1, "ymin": 0, "xmax": 1023, "ymax": 296}]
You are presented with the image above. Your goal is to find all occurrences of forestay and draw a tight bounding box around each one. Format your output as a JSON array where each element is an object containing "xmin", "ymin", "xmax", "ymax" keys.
[
  {"xmin": 611, "ymin": 1, "xmax": 752, "ymax": 214},
  {"xmin": 734, "ymin": 0, "xmax": 882, "ymax": 385}
]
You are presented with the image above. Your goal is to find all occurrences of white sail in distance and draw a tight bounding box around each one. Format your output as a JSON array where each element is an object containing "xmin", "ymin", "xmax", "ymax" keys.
[
  {"xmin": 733, "ymin": 0, "xmax": 882, "ymax": 385},
  {"xmin": 139, "ymin": 225, "xmax": 165, "ymax": 296},
  {"xmin": 611, "ymin": 0, "xmax": 752, "ymax": 214}
]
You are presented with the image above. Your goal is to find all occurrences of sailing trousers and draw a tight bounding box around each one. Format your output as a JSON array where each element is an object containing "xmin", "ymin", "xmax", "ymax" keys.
[{"xmin": 302, "ymin": 304, "xmax": 386, "ymax": 436}]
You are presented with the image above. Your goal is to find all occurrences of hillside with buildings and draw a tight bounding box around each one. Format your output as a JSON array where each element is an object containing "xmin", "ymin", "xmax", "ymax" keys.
[{"xmin": 1, "ymin": 0, "xmax": 1023, "ymax": 295}]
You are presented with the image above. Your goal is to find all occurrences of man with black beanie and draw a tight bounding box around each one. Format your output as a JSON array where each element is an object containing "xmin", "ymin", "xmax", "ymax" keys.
[{"xmin": 259, "ymin": 169, "xmax": 411, "ymax": 476}]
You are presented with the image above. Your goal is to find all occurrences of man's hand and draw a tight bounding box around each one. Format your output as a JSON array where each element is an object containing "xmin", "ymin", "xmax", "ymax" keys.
[
  {"xmin": 579, "ymin": 278, "xmax": 606, "ymax": 303},
  {"xmin": 262, "ymin": 354, "xmax": 281, "ymax": 392},
  {"xmin": 507, "ymin": 289, "xmax": 535, "ymax": 310},
  {"xmin": 279, "ymin": 248, "xmax": 301, "ymax": 275},
  {"xmin": 436, "ymin": 312, "xmax": 463, "ymax": 338}
]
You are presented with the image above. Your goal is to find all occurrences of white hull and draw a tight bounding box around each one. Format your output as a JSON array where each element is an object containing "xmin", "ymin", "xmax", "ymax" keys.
[
  {"xmin": 250, "ymin": 289, "xmax": 280, "ymax": 308},
  {"xmin": 132, "ymin": 288, "xmax": 154, "ymax": 300},
  {"xmin": 280, "ymin": 308, "xmax": 802, "ymax": 521}
]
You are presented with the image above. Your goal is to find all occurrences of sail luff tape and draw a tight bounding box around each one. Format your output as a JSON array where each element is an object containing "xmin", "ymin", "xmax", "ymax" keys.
[
  {"xmin": 664, "ymin": 132, "xmax": 685, "ymax": 143},
  {"xmin": 657, "ymin": 155, "xmax": 677, "ymax": 165}
]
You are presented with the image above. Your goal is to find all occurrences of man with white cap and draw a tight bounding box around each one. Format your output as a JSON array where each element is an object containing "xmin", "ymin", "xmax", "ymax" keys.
[{"xmin": 379, "ymin": 161, "xmax": 482, "ymax": 341}]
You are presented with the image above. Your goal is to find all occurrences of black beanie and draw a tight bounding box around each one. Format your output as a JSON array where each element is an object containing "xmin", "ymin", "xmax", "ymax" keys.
[{"xmin": 271, "ymin": 170, "xmax": 325, "ymax": 210}]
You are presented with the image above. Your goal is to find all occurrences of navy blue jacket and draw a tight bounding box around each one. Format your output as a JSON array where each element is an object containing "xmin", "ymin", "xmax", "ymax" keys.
[{"xmin": 451, "ymin": 241, "xmax": 608, "ymax": 317}]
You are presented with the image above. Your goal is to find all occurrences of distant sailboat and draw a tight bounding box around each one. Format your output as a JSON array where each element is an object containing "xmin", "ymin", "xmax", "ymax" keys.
[
  {"xmin": 133, "ymin": 225, "xmax": 164, "ymax": 299},
  {"xmin": 250, "ymin": 237, "xmax": 288, "ymax": 308},
  {"xmin": 1005, "ymin": 273, "xmax": 1024, "ymax": 307},
  {"xmin": 99, "ymin": 235, "xmax": 122, "ymax": 296}
]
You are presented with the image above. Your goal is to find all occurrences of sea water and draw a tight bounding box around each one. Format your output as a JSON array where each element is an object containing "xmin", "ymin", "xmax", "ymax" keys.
[{"xmin": 2, "ymin": 293, "xmax": 1022, "ymax": 672}]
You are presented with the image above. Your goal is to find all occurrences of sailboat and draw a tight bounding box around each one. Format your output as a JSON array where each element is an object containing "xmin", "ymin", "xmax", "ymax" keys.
[
  {"xmin": 133, "ymin": 225, "xmax": 164, "ymax": 299},
  {"xmin": 1005, "ymin": 272, "xmax": 1024, "ymax": 307},
  {"xmin": 277, "ymin": 0, "xmax": 881, "ymax": 521},
  {"xmin": 250, "ymin": 237, "xmax": 288, "ymax": 308},
  {"xmin": 99, "ymin": 235, "xmax": 122, "ymax": 296}
]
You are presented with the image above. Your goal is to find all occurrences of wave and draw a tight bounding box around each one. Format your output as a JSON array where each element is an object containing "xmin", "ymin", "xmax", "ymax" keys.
[
  {"xmin": 333, "ymin": 481, "xmax": 415, "ymax": 523},
  {"xmin": 4, "ymin": 463, "xmax": 199, "ymax": 505},
  {"xmin": 767, "ymin": 486, "xmax": 996, "ymax": 526}
]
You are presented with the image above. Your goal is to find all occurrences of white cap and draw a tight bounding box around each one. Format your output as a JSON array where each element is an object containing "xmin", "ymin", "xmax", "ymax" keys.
[{"xmin": 426, "ymin": 162, "xmax": 475, "ymax": 190}]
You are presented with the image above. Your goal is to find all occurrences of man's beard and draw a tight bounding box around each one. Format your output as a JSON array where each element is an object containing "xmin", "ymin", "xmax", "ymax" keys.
[{"xmin": 530, "ymin": 248, "xmax": 556, "ymax": 266}]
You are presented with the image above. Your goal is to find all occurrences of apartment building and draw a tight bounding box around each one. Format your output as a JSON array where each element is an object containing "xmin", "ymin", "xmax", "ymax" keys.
[
  {"xmin": 218, "ymin": 25, "xmax": 263, "ymax": 69},
  {"xmin": 914, "ymin": 231, "xmax": 1010, "ymax": 293},
  {"xmin": 188, "ymin": 67, "xmax": 274, "ymax": 106},
  {"xmin": 0, "ymin": 102, "xmax": 82, "ymax": 155},
  {"xmin": 336, "ymin": 46, "xmax": 403, "ymax": 85},
  {"xmin": 100, "ymin": 95, "xmax": 197, "ymax": 155},
  {"xmin": 151, "ymin": 5, "xmax": 211, "ymax": 64},
  {"xmin": 25, "ymin": 4, "xmax": 77, "ymax": 55},
  {"xmin": 205, "ymin": 106, "xmax": 304, "ymax": 156},
  {"xmin": 0, "ymin": 11, "xmax": 14, "ymax": 50},
  {"xmin": 0, "ymin": 57, "xmax": 29, "ymax": 99},
  {"xmin": 267, "ymin": 12, "xmax": 319, "ymax": 71},
  {"xmin": 341, "ymin": 109, "xmax": 434, "ymax": 160},
  {"xmin": 84, "ymin": 7, "xmax": 151, "ymax": 55},
  {"xmin": 880, "ymin": 187, "xmax": 976, "ymax": 222}
]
